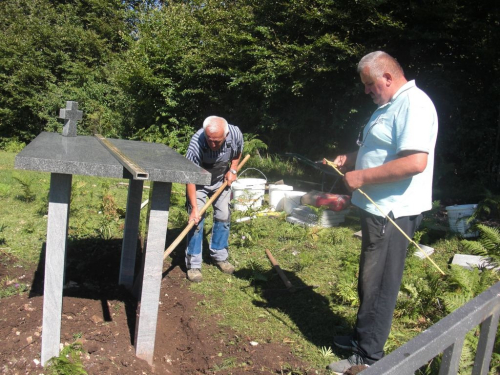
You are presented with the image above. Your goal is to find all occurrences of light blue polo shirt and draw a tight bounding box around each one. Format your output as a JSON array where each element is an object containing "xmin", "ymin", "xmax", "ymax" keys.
[{"xmin": 352, "ymin": 80, "xmax": 438, "ymax": 218}]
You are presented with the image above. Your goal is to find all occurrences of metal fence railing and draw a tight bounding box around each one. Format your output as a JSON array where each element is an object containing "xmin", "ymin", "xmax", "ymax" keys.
[{"xmin": 362, "ymin": 281, "xmax": 500, "ymax": 375}]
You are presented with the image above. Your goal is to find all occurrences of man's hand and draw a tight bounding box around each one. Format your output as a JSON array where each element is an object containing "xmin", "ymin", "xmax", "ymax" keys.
[
  {"xmin": 332, "ymin": 155, "xmax": 349, "ymax": 173},
  {"xmin": 343, "ymin": 170, "xmax": 364, "ymax": 192},
  {"xmin": 189, "ymin": 208, "xmax": 201, "ymax": 225},
  {"xmin": 324, "ymin": 152, "xmax": 357, "ymax": 174},
  {"xmin": 225, "ymin": 170, "xmax": 237, "ymax": 186}
]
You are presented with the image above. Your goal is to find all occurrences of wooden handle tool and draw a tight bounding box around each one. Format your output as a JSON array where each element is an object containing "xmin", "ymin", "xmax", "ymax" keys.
[{"xmin": 265, "ymin": 248, "xmax": 296, "ymax": 292}]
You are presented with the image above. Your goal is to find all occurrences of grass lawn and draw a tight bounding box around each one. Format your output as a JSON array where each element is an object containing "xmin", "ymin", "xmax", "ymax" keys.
[{"xmin": 1, "ymin": 149, "xmax": 498, "ymax": 374}]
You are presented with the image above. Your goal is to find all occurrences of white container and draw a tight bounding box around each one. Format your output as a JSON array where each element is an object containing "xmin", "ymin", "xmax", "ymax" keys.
[
  {"xmin": 445, "ymin": 204, "xmax": 478, "ymax": 237},
  {"xmin": 232, "ymin": 178, "xmax": 266, "ymax": 211},
  {"xmin": 269, "ymin": 184, "xmax": 293, "ymax": 211},
  {"xmin": 284, "ymin": 191, "xmax": 306, "ymax": 214}
]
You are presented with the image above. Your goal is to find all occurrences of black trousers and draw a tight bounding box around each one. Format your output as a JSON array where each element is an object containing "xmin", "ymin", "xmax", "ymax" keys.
[{"xmin": 354, "ymin": 210, "xmax": 422, "ymax": 364}]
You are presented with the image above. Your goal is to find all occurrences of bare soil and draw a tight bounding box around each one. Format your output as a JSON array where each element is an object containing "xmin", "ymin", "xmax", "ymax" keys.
[{"xmin": 0, "ymin": 246, "xmax": 310, "ymax": 375}]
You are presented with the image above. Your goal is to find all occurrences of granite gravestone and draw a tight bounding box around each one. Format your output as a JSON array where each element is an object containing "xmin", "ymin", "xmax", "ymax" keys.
[
  {"xmin": 60, "ymin": 101, "xmax": 83, "ymax": 137},
  {"xmin": 15, "ymin": 101, "xmax": 211, "ymax": 366}
]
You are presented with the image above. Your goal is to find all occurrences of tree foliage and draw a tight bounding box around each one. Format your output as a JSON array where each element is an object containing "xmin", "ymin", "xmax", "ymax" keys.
[
  {"xmin": 0, "ymin": 0, "xmax": 499, "ymax": 196},
  {"xmin": 0, "ymin": 0, "xmax": 133, "ymax": 141}
]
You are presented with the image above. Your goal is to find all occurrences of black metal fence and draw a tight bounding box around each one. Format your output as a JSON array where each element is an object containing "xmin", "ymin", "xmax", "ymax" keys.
[{"xmin": 362, "ymin": 281, "xmax": 500, "ymax": 375}]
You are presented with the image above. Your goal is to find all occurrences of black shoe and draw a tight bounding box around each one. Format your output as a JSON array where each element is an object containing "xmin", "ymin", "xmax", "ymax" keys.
[
  {"xmin": 333, "ymin": 335, "xmax": 358, "ymax": 352},
  {"xmin": 327, "ymin": 353, "xmax": 367, "ymax": 374}
]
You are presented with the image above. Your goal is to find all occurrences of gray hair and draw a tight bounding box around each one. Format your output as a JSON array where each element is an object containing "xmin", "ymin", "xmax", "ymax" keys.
[
  {"xmin": 357, "ymin": 51, "xmax": 404, "ymax": 79},
  {"xmin": 203, "ymin": 116, "xmax": 229, "ymax": 135}
]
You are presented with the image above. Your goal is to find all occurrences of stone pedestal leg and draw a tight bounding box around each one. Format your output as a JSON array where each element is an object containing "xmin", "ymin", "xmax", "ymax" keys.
[
  {"xmin": 135, "ymin": 181, "xmax": 171, "ymax": 365},
  {"xmin": 41, "ymin": 173, "xmax": 72, "ymax": 365},
  {"xmin": 119, "ymin": 179, "xmax": 144, "ymax": 288}
]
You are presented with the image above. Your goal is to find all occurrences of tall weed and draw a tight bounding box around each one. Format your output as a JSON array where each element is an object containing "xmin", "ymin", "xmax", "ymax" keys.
[
  {"xmin": 13, "ymin": 176, "xmax": 36, "ymax": 202},
  {"xmin": 46, "ymin": 342, "xmax": 87, "ymax": 375},
  {"xmin": 0, "ymin": 223, "xmax": 6, "ymax": 246}
]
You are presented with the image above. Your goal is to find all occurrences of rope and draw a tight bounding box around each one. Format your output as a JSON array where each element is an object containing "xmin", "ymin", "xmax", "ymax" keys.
[{"xmin": 323, "ymin": 158, "xmax": 446, "ymax": 275}]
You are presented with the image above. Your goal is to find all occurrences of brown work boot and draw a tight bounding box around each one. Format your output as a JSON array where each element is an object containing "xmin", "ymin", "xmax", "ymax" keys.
[
  {"xmin": 187, "ymin": 268, "xmax": 202, "ymax": 283},
  {"xmin": 216, "ymin": 260, "xmax": 235, "ymax": 274}
]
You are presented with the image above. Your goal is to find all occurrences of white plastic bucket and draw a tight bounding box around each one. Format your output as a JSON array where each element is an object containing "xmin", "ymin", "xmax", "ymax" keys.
[
  {"xmin": 269, "ymin": 184, "xmax": 293, "ymax": 211},
  {"xmin": 232, "ymin": 178, "xmax": 266, "ymax": 211},
  {"xmin": 445, "ymin": 204, "xmax": 478, "ymax": 237},
  {"xmin": 284, "ymin": 191, "xmax": 306, "ymax": 214}
]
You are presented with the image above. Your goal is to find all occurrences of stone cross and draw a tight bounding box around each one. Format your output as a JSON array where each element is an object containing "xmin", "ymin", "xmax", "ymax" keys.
[{"xmin": 59, "ymin": 101, "xmax": 83, "ymax": 137}]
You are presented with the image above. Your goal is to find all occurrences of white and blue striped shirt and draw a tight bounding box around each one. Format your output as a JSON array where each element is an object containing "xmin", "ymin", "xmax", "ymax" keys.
[{"xmin": 186, "ymin": 124, "xmax": 243, "ymax": 185}]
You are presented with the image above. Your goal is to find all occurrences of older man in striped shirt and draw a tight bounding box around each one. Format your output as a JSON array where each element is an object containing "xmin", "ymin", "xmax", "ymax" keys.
[{"xmin": 184, "ymin": 116, "xmax": 244, "ymax": 283}]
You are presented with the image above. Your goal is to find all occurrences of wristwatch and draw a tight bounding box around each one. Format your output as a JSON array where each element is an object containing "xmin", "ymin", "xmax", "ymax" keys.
[{"xmin": 229, "ymin": 169, "xmax": 237, "ymax": 175}]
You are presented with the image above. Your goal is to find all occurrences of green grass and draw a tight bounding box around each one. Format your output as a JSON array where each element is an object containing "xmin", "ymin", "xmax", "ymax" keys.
[
  {"xmin": 0, "ymin": 275, "xmax": 29, "ymax": 298},
  {"xmin": 1, "ymin": 150, "xmax": 499, "ymax": 374},
  {"xmin": 189, "ymin": 212, "xmax": 445, "ymax": 371},
  {"xmin": 46, "ymin": 341, "xmax": 87, "ymax": 375}
]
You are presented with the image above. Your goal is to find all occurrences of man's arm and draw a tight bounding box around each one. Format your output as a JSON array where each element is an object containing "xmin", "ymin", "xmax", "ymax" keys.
[
  {"xmin": 225, "ymin": 152, "xmax": 242, "ymax": 187},
  {"xmin": 343, "ymin": 151, "xmax": 428, "ymax": 192},
  {"xmin": 186, "ymin": 183, "xmax": 200, "ymax": 224}
]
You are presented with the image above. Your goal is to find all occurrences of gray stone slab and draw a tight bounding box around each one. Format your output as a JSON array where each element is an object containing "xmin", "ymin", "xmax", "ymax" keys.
[
  {"xmin": 119, "ymin": 179, "xmax": 144, "ymax": 288},
  {"xmin": 15, "ymin": 132, "xmax": 126, "ymax": 179},
  {"xmin": 289, "ymin": 205, "xmax": 348, "ymax": 227},
  {"xmin": 41, "ymin": 173, "xmax": 72, "ymax": 365},
  {"xmin": 135, "ymin": 182, "xmax": 171, "ymax": 365},
  {"xmin": 414, "ymin": 244, "xmax": 435, "ymax": 260},
  {"xmin": 451, "ymin": 254, "xmax": 497, "ymax": 271},
  {"xmin": 15, "ymin": 132, "xmax": 212, "ymax": 185},
  {"xmin": 107, "ymin": 138, "xmax": 211, "ymax": 184},
  {"xmin": 60, "ymin": 101, "xmax": 83, "ymax": 137},
  {"xmin": 17, "ymin": 130, "xmax": 212, "ymax": 367}
]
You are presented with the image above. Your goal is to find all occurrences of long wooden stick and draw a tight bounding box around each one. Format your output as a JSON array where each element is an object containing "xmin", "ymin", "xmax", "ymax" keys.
[
  {"xmin": 265, "ymin": 249, "xmax": 296, "ymax": 292},
  {"xmin": 162, "ymin": 154, "xmax": 251, "ymax": 261},
  {"xmin": 323, "ymin": 158, "xmax": 446, "ymax": 275}
]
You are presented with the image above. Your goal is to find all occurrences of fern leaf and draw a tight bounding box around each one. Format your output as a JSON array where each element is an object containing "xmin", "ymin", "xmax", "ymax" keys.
[
  {"xmin": 448, "ymin": 266, "xmax": 481, "ymax": 296},
  {"xmin": 461, "ymin": 239, "xmax": 488, "ymax": 256},
  {"xmin": 442, "ymin": 292, "xmax": 469, "ymax": 313},
  {"xmin": 477, "ymin": 224, "xmax": 500, "ymax": 254}
]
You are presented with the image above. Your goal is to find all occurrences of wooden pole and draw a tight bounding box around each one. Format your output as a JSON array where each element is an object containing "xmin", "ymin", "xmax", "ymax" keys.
[
  {"xmin": 265, "ymin": 249, "xmax": 296, "ymax": 292},
  {"xmin": 162, "ymin": 154, "xmax": 251, "ymax": 261}
]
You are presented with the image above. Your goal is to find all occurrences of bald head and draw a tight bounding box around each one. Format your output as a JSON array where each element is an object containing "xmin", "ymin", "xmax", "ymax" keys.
[
  {"xmin": 357, "ymin": 51, "xmax": 405, "ymax": 80},
  {"xmin": 357, "ymin": 51, "xmax": 407, "ymax": 106},
  {"xmin": 203, "ymin": 116, "xmax": 229, "ymax": 151}
]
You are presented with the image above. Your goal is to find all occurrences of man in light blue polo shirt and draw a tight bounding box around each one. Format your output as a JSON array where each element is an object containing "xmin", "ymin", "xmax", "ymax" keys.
[{"xmin": 326, "ymin": 51, "xmax": 438, "ymax": 373}]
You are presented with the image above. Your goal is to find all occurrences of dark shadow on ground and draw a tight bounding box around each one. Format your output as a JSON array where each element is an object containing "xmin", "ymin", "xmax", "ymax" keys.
[
  {"xmin": 233, "ymin": 265, "xmax": 353, "ymax": 350},
  {"xmin": 161, "ymin": 230, "xmax": 187, "ymax": 278},
  {"xmin": 29, "ymin": 238, "xmax": 140, "ymax": 344},
  {"xmin": 161, "ymin": 223, "xmax": 214, "ymax": 279}
]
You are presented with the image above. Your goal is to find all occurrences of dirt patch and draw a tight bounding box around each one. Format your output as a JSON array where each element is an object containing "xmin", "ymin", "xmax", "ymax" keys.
[{"xmin": 0, "ymin": 250, "xmax": 310, "ymax": 375}]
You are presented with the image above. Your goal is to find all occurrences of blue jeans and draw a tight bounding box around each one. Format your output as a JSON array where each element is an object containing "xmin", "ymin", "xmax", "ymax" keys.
[
  {"xmin": 185, "ymin": 183, "xmax": 231, "ymax": 269},
  {"xmin": 355, "ymin": 210, "xmax": 422, "ymax": 364}
]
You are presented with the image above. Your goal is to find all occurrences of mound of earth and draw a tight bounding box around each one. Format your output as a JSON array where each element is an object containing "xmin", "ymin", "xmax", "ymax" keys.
[{"xmin": 0, "ymin": 250, "xmax": 310, "ymax": 375}]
